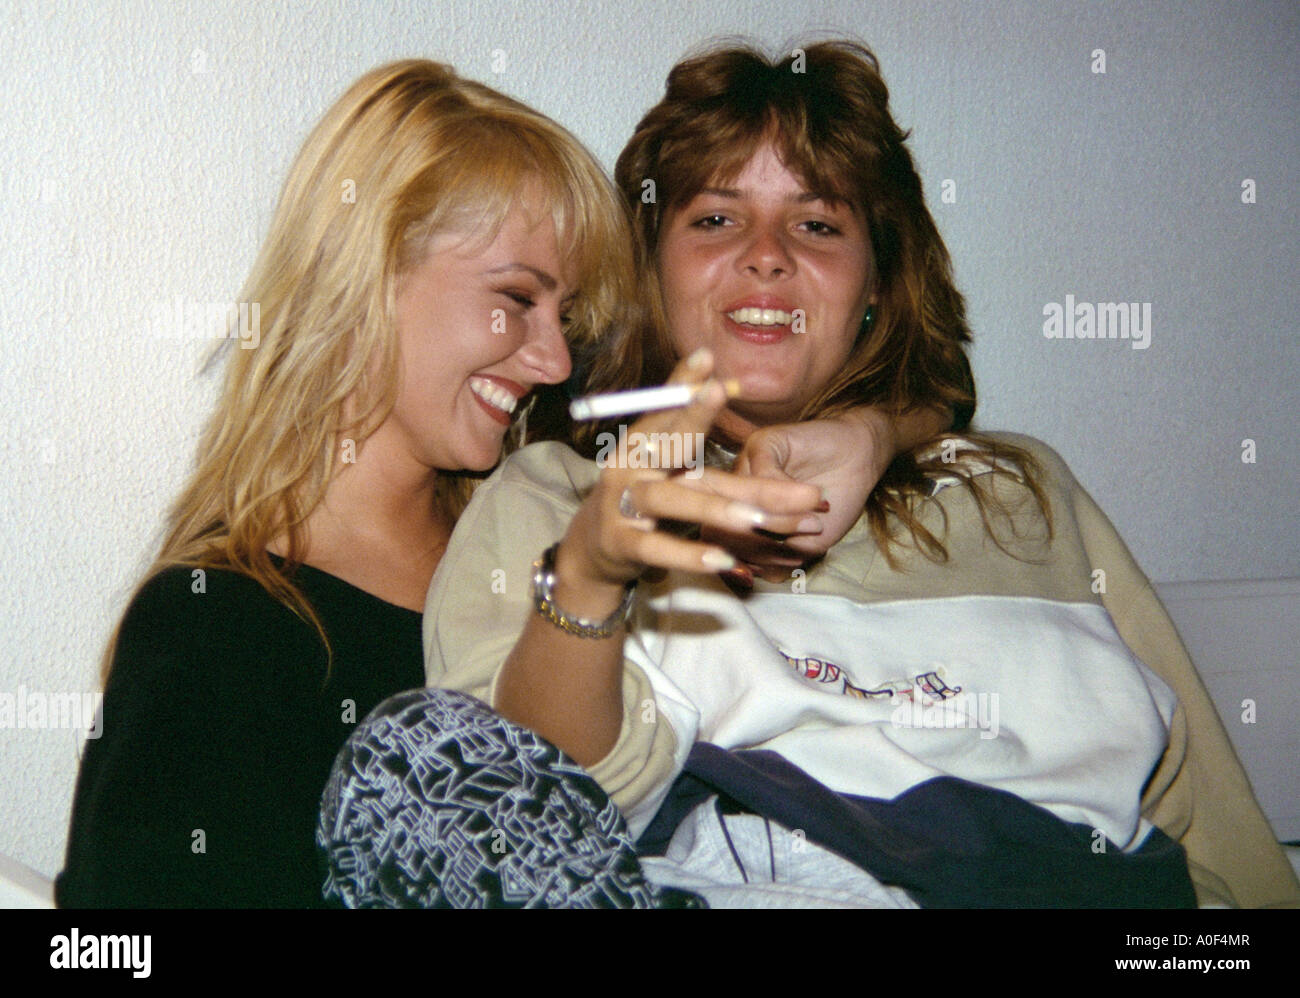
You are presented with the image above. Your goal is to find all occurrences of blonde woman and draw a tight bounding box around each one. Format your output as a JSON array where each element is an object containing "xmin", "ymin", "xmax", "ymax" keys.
[{"xmin": 56, "ymin": 60, "xmax": 637, "ymax": 908}]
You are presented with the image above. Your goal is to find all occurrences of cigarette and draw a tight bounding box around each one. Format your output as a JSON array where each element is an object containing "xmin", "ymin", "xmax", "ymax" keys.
[{"xmin": 569, "ymin": 381, "xmax": 740, "ymax": 421}]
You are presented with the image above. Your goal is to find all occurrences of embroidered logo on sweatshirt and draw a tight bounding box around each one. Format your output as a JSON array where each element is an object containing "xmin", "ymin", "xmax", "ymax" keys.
[{"xmin": 780, "ymin": 653, "xmax": 962, "ymax": 704}]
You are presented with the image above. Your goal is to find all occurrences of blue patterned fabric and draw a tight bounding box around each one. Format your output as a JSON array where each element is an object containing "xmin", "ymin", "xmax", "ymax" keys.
[{"xmin": 318, "ymin": 688, "xmax": 703, "ymax": 908}]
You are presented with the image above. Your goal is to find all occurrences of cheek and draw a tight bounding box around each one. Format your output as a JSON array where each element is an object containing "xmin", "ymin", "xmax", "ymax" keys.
[
  {"xmin": 658, "ymin": 255, "xmax": 690, "ymax": 314},
  {"xmin": 830, "ymin": 259, "xmax": 874, "ymax": 328},
  {"xmin": 400, "ymin": 324, "xmax": 460, "ymax": 396},
  {"xmin": 814, "ymin": 288, "xmax": 869, "ymax": 364},
  {"xmin": 667, "ymin": 325, "xmax": 702, "ymax": 361},
  {"xmin": 658, "ymin": 229, "xmax": 715, "ymax": 297},
  {"xmin": 656, "ymin": 249, "xmax": 703, "ymax": 353}
]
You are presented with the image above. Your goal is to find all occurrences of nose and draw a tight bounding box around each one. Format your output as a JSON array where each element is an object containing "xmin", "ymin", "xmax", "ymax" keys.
[
  {"xmin": 516, "ymin": 307, "xmax": 572, "ymax": 385},
  {"xmin": 738, "ymin": 221, "xmax": 795, "ymax": 279}
]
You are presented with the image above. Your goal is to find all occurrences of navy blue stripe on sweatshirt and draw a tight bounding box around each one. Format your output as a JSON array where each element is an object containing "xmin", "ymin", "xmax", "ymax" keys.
[{"xmin": 637, "ymin": 743, "xmax": 1196, "ymax": 908}]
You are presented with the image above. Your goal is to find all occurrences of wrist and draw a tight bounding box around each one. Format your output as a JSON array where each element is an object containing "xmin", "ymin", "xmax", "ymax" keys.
[
  {"xmin": 841, "ymin": 406, "xmax": 898, "ymax": 473},
  {"xmin": 533, "ymin": 542, "xmax": 636, "ymax": 639},
  {"xmin": 555, "ymin": 538, "xmax": 637, "ymax": 607}
]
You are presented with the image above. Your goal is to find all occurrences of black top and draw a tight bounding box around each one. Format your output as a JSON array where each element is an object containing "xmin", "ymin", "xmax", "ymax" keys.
[{"xmin": 56, "ymin": 561, "xmax": 424, "ymax": 908}]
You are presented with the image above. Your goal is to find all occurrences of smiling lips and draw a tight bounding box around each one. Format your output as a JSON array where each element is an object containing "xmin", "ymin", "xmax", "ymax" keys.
[
  {"xmin": 727, "ymin": 307, "xmax": 795, "ymax": 326},
  {"xmin": 724, "ymin": 302, "xmax": 799, "ymax": 344},
  {"xmin": 469, "ymin": 375, "xmax": 524, "ymax": 426}
]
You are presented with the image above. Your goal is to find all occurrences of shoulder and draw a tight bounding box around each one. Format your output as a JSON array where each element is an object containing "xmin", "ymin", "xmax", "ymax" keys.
[
  {"xmin": 906, "ymin": 431, "xmax": 1093, "ymax": 573},
  {"xmin": 493, "ymin": 441, "xmax": 599, "ymax": 500},
  {"xmin": 977, "ymin": 430, "xmax": 1073, "ymax": 476},
  {"xmin": 968, "ymin": 432, "xmax": 1136, "ymax": 581},
  {"xmin": 436, "ymin": 441, "xmax": 594, "ymax": 580},
  {"xmin": 110, "ymin": 564, "xmax": 323, "ymax": 697},
  {"xmin": 119, "ymin": 564, "xmax": 304, "ymax": 647},
  {"xmin": 125, "ymin": 562, "xmax": 280, "ymax": 618},
  {"xmin": 66, "ymin": 565, "xmax": 334, "ymax": 908},
  {"xmin": 967, "ymin": 431, "xmax": 1083, "ymax": 502},
  {"xmin": 450, "ymin": 442, "xmax": 596, "ymax": 539}
]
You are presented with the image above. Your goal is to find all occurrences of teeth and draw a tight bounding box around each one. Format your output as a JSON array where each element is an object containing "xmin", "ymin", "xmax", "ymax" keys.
[
  {"xmin": 727, "ymin": 307, "xmax": 794, "ymax": 326},
  {"xmin": 469, "ymin": 377, "xmax": 519, "ymax": 415}
]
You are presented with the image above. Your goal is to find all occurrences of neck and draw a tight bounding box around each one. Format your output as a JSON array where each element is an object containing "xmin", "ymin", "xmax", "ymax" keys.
[
  {"xmin": 320, "ymin": 430, "xmax": 449, "ymax": 553},
  {"xmin": 271, "ymin": 428, "xmax": 452, "ymax": 611}
]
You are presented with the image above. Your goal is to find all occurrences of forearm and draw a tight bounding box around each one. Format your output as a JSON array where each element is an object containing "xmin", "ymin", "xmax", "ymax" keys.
[
  {"xmin": 844, "ymin": 403, "xmax": 950, "ymax": 470},
  {"xmin": 493, "ymin": 602, "xmax": 626, "ymax": 769},
  {"xmin": 892, "ymin": 403, "xmax": 951, "ymax": 450},
  {"xmin": 494, "ymin": 572, "xmax": 629, "ymax": 768}
]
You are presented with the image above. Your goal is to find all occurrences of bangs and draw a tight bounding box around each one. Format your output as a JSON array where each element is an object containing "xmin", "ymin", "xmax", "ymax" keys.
[
  {"xmin": 397, "ymin": 114, "xmax": 632, "ymax": 349},
  {"xmin": 396, "ymin": 121, "xmax": 554, "ymax": 264},
  {"xmin": 523, "ymin": 133, "xmax": 633, "ymax": 348},
  {"xmin": 637, "ymin": 44, "xmax": 898, "ymax": 235},
  {"xmin": 655, "ymin": 104, "xmax": 860, "ymax": 223}
]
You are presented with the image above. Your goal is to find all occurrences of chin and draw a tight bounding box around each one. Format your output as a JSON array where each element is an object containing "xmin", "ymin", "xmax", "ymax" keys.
[
  {"xmin": 453, "ymin": 437, "xmax": 509, "ymax": 473},
  {"xmin": 464, "ymin": 451, "xmax": 505, "ymax": 472},
  {"xmin": 720, "ymin": 356, "xmax": 797, "ymax": 388},
  {"xmin": 731, "ymin": 397, "xmax": 806, "ymax": 428},
  {"xmin": 732, "ymin": 378, "xmax": 805, "ymax": 413}
]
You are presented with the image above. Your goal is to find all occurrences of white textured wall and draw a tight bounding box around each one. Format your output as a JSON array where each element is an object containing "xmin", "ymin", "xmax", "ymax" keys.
[{"xmin": 1, "ymin": 0, "xmax": 1295, "ymax": 879}]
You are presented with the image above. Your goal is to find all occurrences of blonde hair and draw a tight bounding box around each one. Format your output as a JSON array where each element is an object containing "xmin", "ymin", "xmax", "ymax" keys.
[
  {"xmin": 599, "ymin": 40, "xmax": 1049, "ymax": 564},
  {"xmin": 102, "ymin": 60, "xmax": 633, "ymax": 681}
]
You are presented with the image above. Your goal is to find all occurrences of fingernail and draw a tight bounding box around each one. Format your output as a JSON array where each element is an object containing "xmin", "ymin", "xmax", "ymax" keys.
[
  {"xmin": 702, "ymin": 549, "xmax": 737, "ymax": 571},
  {"xmin": 722, "ymin": 378, "xmax": 741, "ymax": 399},
  {"xmin": 814, "ymin": 500, "xmax": 830, "ymax": 513},
  {"xmin": 725, "ymin": 501, "xmax": 767, "ymax": 528},
  {"xmin": 796, "ymin": 516, "xmax": 822, "ymax": 533},
  {"xmin": 686, "ymin": 347, "xmax": 711, "ymax": 370},
  {"xmin": 721, "ymin": 566, "xmax": 754, "ymax": 590}
]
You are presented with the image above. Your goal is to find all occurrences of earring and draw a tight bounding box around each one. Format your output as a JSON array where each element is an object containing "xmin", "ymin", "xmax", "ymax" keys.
[{"xmin": 862, "ymin": 305, "xmax": 876, "ymax": 330}]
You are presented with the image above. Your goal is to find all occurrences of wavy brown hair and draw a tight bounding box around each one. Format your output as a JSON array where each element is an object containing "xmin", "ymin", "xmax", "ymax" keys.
[
  {"xmin": 101, "ymin": 60, "xmax": 634, "ymax": 681},
  {"xmin": 584, "ymin": 39, "xmax": 1050, "ymax": 563}
]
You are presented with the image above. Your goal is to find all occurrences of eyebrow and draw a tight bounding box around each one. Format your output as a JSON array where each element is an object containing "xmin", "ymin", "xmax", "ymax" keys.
[
  {"xmin": 696, "ymin": 186, "xmax": 845, "ymax": 207},
  {"xmin": 485, "ymin": 263, "xmax": 558, "ymax": 291}
]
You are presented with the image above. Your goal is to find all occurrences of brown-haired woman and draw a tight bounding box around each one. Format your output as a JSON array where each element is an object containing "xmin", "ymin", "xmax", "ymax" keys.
[{"xmin": 333, "ymin": 42, "xmax": 1298, "ymax": 908}]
